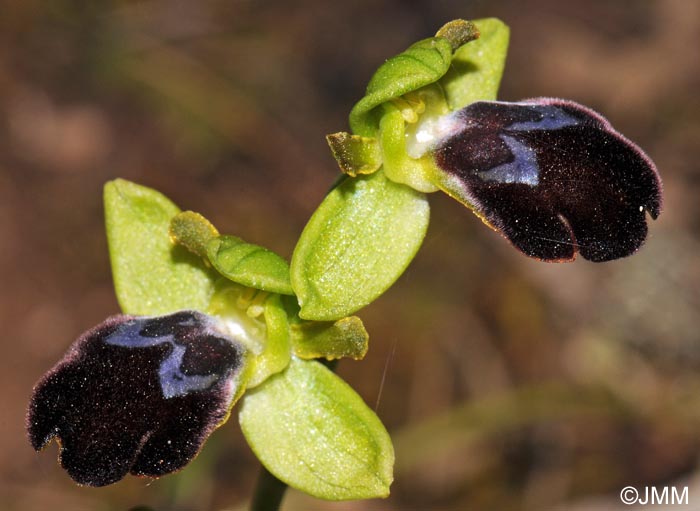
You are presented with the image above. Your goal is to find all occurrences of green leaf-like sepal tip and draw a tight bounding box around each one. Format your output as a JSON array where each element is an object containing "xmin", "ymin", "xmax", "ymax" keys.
[
  {"xmin": 104, "ymin": 179, "xmax": 216, "ymax": 315},
  {"xmin": 239, "ymin": 357, "xmax": 394, "ymax": 500}
]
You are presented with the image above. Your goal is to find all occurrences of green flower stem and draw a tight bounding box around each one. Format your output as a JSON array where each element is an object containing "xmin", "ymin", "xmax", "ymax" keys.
[{"xmin": 250, "ymin": 464, "xmax": 288, "ymax": 511}]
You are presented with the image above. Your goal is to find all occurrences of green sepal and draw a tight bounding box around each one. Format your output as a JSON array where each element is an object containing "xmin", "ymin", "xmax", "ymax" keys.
[
  {"xmin": 291, "ymin": 316, "xmax": 369, "ymax": 361},
  {"xmin": 239, "ymin": 357, "xmax": 394, "ymax": 500},
  {"xmin": 440, "ymin": 18, "xmax": 510, "ymax": 110},
  {"xmin": 169, "ymin": 210, "xmax": 219, "ymax": 258},
  {"xmin": 290, "ymin": 170, "xmax": 430, "ymax": 321},
  {"xmin": 326, "ymin": 132, "xmax": 382, "ymax": 177},
  {"xmin": 206, "ymin": 235, "xmax": 294, "ymax": 295},
  {"xmin": 349, "ymin": 37, "xmax": 454, "ymax": 137},
  {"xmin": 104, "ymin": 179, "xmax": 216, "ymax": 315}
]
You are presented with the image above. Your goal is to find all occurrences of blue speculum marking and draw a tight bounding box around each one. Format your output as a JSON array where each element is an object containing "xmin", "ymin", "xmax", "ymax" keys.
[
  {"xmin": 506, "ymin": 105, "xmax": 580, "ymax": 131},
  {"xmin": 106, "ymin": 317, "xmax": 219, "ymax": 399},
  {"xmin": 479, "ymin": 135, "xmax": 540, "ymax": 186}
]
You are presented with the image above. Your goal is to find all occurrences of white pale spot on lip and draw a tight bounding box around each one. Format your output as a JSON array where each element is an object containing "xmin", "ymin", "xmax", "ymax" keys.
[{"xmin": 406, "ymin": 111, "xmax": 465, "ymax": 159}]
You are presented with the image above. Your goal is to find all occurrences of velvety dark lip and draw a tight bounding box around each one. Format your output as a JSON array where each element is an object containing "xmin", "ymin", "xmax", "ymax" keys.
[{"xmin": 433, "ymin": 98, "xmax": 662, "ymax": 262}]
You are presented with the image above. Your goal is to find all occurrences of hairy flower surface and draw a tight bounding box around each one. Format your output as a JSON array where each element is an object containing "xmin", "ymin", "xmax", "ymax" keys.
[
  {"xmin": 27, "ymin": 311, "xmax": 246, "ymax": 486},
  {"xmin": 429, "ymin": 98, "xmax": 662, "ymax": 261}
]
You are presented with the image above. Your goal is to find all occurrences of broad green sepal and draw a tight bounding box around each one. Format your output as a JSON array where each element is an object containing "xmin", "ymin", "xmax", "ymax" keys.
[
  {"xmin": 349, "ymin": 37, "xmax": 453, "ymax": 137},
  {"xmin": 290, "ymin": 171, "xmax": 430, "ymax": 321},
  {"xmin": 326, "ymin": 132, "xmax": 382, "ymax": 177},
  {"xmin": 239, "ymin": 358, "xmax": 394, "ymax": 500},
  {"xmin": 441, "ymin": 18, "xmax": 510, "ymax": 110},
  {"xmin": 291, "ymin": 316, "xmax": 369, "ymax": 360},
  {"xmin": 169, "ymin": 210, "xmax": 219, "ymax": 258},
  {"xmin": 104, "ymin": 179, "xmax": 216, "ymax": 315},
  {"xmin": 207, "ymin": 235, "xmax": 294, "ymax": 295}
]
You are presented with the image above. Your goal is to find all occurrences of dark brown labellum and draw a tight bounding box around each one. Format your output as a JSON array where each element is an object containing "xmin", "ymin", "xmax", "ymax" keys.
[
  {"xmin": 27, "ymin": 311, "xmax": 245, "ymax": 486},
  {"xmin": 433, "ymin": 98, "xmax": 662, "ymax": 262}
]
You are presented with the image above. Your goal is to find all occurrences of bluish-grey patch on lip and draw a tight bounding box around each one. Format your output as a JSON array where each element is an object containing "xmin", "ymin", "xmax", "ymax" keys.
[{"xmin": 478, "ymin": 135, "xmax": 539, "ymax": 186}]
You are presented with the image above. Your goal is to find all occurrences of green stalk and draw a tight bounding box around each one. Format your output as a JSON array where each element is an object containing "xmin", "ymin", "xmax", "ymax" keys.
[{"xmin": 250, "ymin": 464, "xmax": 288, "ymax": 511}]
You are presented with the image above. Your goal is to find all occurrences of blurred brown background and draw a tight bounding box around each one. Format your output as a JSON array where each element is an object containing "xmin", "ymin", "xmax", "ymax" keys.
[{"xmin": 1, "ymin": 1, "xmax": 698, "ymax": 510}]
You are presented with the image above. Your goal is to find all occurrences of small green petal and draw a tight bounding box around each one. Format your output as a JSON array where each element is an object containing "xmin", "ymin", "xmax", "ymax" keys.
[
  {"xmin": 104, "ymin": 179, "xmax": 215, "ymax": 315},
  {"xmin": 441, "ymin": 18, "xmax": 510, "ymax": 110},
  {"xmin": 326, "ymin": 132, "xmax": 382, "ymax": 177},
  {"xmin": 290, "ymin": 170, "xmax": 430, "ymax": 321},
  {"xmin": 206, "ymin": 235, "xmax": 294, "ymax": 295},
  {"xmin": 169, "ymin": 210, "xmax": 220, "ymax": 258},
  {"xmin": 291, "ymin": 316, "xmax": 369, "ymax": 361},
  {"xmin": 239, "ymin": 357, "xmax": 394, "ymax": 500}
]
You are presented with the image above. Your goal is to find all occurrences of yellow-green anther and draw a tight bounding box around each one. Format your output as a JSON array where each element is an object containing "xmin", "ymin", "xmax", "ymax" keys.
[{"xmin": 389, "ymin": 92, "xmax": 425, "ymax": 123}]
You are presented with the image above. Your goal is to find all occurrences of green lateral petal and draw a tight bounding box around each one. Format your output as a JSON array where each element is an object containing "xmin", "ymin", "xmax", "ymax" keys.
[
  {"xmin": 290, "ymin": 171, "xmax": 429, "ymax": 321},
  {"xmin": 440, "ymin": 18, "xmax": 510, "ymax": 109},
  {"xmin": 104, "ymin": 179, "xmax": 215, "ymax": 315},
  {"xmin": 291, "ymin": 316, "xmax": 369, "ymax": 361},
  {"xmin": 326, "ymin": 132, "xmax": 382, "ymax": 177},
  {"xmin": 206, "ymin": 235, "xmax": 294, "ymax": 295},
  {"xmin": 349, "ymin": 37, "xmax": 453, "ymax": 137},
  {"xmin": 239, "ymin": 358, "xmax": 394, "ymax": 500},
  {"xmin": 169, "ymin": 211, "xmax": 219, "ymax": 258}
]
